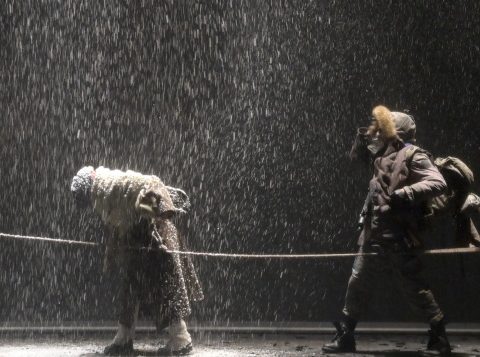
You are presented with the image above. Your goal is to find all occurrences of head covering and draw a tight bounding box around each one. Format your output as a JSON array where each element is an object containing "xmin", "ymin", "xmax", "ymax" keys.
[
  {"xmin": 71, "ymin": 166, "xmax": 95, "ymax": 207},
  {"xmin": 391, "ymin": 111, "xmax": 416, "ymax": 143},
  {"xmin": 370, "ymin": 105, "xmax": 417, "ymax": 144},
  {"xmin": 370, "ymin": 105, "xmax": 397, "ymax": 140}
]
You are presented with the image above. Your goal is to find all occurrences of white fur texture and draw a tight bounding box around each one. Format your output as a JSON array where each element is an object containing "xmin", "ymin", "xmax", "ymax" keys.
[
  {"xmin": 91, "ymin": 167, "xmax": 174, "ymax": 231},
  {"xmin": 166, "ymin": 320, "xmax": 192, "ymax": 350}
]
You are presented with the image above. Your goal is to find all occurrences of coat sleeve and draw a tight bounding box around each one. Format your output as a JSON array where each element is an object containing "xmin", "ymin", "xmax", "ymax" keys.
[
  {"xmin": 403, "ymin": 152, "xmax": 447, "ymax": 203},
  {"xmin": 349, "ymin": 127, "xmax": 371, "ymax": 165}
]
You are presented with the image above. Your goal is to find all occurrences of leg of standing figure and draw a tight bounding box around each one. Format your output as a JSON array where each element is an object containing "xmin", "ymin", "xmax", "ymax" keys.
[
  {"xmin": 323, "ymin": 244, "xmax": 383, "ymax": 353},
  {"xmin": 104, "ymin": 262, "xmax": 141, "ymax": 355},
  {"xmin": 104, "ymin": 295, "xmax": 137, "ymax": 355},
  {"xmin": 394, "ymin": 251, "xmax": 451, "ymax": 355},
  {"xmin": 128, "ymin": 302, "xmax": 140, "ymax": 342}
]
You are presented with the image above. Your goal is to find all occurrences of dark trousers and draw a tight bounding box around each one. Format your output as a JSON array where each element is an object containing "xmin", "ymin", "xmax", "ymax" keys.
[
  {"xmin": 118, "ymin": 248, "xmax": 177, "ymax": 331},
  {"xmin": 343, "ymin": 240, "xmax": 444, "ymax": 324}
]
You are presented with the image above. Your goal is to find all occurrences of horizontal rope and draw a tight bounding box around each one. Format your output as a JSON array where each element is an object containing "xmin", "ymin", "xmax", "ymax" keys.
[
  {"xmin": 424, "ymin": 247, "xmax": 480, "ymax": 255},
  {"xmin": 165, "ymin": 250, "xmax": 377, "ymax": 259},
  {"xmin": 166, "ymin": 247, "xmax": 480, "ymax": 259},
  {"xmin": 1, "ymin": 232, "xmax": 480, "ymax": 259},
  {"xmin": 0, "ymin": 233, "xmax": 100, "ymax": 247}
]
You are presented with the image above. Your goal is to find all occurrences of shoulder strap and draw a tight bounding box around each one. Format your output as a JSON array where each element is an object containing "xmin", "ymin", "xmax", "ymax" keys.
[{"xmin": 403, "ymin": 145, "xmax": 431, "ymax": 167}]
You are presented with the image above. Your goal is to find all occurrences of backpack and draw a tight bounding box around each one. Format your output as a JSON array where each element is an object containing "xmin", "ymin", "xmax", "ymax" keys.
[
  {"xmin": 429, "ymin": 156, "xmax": 474, "ymax": 213},
  {"xmin": 434, "ymin": 156, "xmax": 474, "ymax": 189},
  {"xmin": 404, "ymin": 148, "xmax": 479, "ymax": 246},
  {"xmin": 404, "ymin": 148, "xmax": 474, "ymax": 205}
]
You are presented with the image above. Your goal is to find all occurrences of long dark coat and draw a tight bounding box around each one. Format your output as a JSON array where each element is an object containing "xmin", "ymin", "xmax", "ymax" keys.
[{"xmin": 90, "ymin": 167, "xmax": 203, "ymax": 328}]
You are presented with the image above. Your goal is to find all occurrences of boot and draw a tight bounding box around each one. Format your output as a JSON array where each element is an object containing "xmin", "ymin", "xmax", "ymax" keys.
[
  {"xmin": 104, "ymin": 323, "xmax": 135, "ymax": 356},
  {"xmin": 424, "ymin": 319, "xmax": 451, "ymax": 355},
  {"xmin": 157, "ymin": 343, "xmax": 193, "ymax": 356},
  {"xmin": 103, "ymin": 339, "xmax": 134, "ymax": 356},
  {"xmin": 322, "ymin": 320, "xmax": 356, "ymax": 353},
  {"xmin": 157, "ymin": 319, "xmax": 193, "ymax": 356}
]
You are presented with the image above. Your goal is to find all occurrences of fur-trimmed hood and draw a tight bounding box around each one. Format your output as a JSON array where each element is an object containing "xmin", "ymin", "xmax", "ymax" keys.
[
  {"xmin": 69, "ymin": 166, "xmax": 190, "ymax": 231},
  {"xmin": 369, "ymin": 105, "xmax": 416, "ymax": 144},
  {"xmin": 369, "ymin": 105, "xmax": 397, "ymax": 140}
]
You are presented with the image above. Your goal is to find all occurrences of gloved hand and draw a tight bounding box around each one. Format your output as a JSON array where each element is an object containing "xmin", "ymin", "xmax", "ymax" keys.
[
  {"xmin": 135, "ymin": 190, "xmax": 156, "ymax": 218},
  {"xmin": 389, "ymin": 189, "xmax": 411, "ymax": 210},
  {"xmin": 349, "ymin": 127, "xmax": 370, "ymax": 162},
  {"xmin": 460, "ymin": 193, "xmax": 480, "ymax": 216}
]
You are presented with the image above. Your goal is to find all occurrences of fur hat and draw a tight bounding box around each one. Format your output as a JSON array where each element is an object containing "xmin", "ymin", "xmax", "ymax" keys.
[
  {"xmin": 369, "ymin": 105, "xmax": 416, "ymax": 143},
  {"xmin": 71, "ymin": 166, "xmax": 95, "ymax": 207},
  {"xmin": 369, "ymin": 105, "xmax": 397, "ymax": 140}
]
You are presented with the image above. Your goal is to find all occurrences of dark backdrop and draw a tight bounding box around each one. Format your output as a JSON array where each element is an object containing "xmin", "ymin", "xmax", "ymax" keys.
[{"xmin": 1, "ymin": 0, "xmax": 480, "ymax": 325}]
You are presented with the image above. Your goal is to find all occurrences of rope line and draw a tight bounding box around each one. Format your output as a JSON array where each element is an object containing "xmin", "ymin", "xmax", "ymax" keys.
[
  {"xmin": 0, "ymin": 233, "xmax": 100, "ymax": 247},
  {"xmin": 165, "ymin": 250, "xmax": 377, "ymax": 259},
  {"xmin": 165, "ymin": 247, "xmax": 480, "ymax": 259},
  {"xmin": 1, "ymin": 232, "xmax": 480, "ymax": 258},
  {"xmin": 423, "ymin": 247, "xmax": 480, "ymax": 255}
]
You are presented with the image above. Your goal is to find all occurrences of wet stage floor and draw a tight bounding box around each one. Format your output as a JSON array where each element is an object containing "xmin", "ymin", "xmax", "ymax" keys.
[{"xmin": 0, "ymin": 333, "xmax": 479, "ymax": 357}]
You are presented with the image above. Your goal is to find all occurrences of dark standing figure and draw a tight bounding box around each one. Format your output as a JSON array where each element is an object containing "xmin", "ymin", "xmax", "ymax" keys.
[
  {"xmin": 71, "ymin": 166, "xmax": 203, "ymax": 356},
  {"xmin": 351, "ymin": 113, "xmax": 480, "ymax": 247},
  {"xmin": 323, "ymin": 105, "xmax": 451, "ymax": 355}
]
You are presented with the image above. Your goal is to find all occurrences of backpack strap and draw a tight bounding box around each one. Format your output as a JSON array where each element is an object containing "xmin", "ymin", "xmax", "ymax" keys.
[{"xmin": 403, "ymin": 145, "xmax": 432, "ymax": 167}]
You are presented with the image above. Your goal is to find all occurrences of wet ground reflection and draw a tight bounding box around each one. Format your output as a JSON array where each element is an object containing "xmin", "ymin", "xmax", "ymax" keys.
[{"xmin": 0, "ymin": 333, "xmax": 479, "ymax": 356}]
